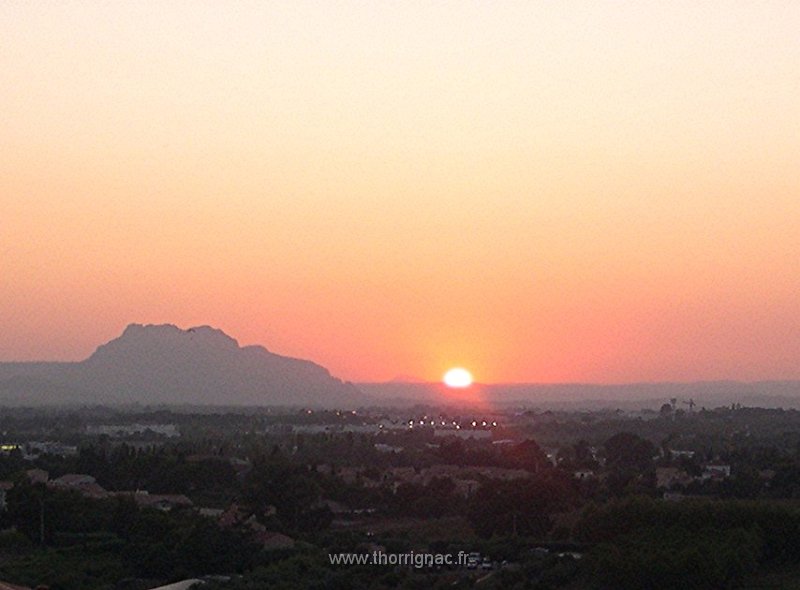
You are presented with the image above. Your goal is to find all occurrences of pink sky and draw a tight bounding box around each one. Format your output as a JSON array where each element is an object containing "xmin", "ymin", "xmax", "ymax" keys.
[{"xmin": 2, "ymin": 2, "xmax": 799, "ymax": 383}]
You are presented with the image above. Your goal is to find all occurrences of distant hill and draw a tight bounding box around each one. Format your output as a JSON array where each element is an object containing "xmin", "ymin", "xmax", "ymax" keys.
[
  {"xmin": 0, "ymin": 324, "xmax": 366, "ymax": 407},
  {"xmin": 389, "ymin": 374, "xmax": 428, "ymax": 384},
  {"xmin": 358, "ymin": 380, "xmax": 800, "ymax": 410},
  {"xmin": 5, "ymin": 327, "xmax": 800, "ymax": 410}
]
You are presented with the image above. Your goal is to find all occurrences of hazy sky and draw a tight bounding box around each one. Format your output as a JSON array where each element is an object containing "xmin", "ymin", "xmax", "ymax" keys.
[{"xmin": 2, "ymin": 1, "xmax": 799, "ymax": 383}]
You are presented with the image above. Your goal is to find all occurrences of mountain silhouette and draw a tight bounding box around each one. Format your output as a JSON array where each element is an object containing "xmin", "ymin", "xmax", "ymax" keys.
[{"xmin": 0, "ymin": 324, "xmax": 365, "ymax": 407}]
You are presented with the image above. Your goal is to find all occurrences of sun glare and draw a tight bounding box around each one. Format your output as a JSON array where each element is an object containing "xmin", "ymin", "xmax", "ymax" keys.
[{"xmin": 443, "ymin": 368, "xmax": 473, "ymax": 388}]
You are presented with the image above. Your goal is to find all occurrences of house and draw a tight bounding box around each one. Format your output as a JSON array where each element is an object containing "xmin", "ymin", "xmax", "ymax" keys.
[
  {"xmin": 145, "ymin": 580, "xmax": 203, "ymax": 590},
  {"xmin": 380, "ymin": 466, "xmax": 417, "ymax": 488},
  {"xmin": 573, "ymin": 470, "xmax": 596, "ymax": 480},
  {"xmin": 52, "ymin": 473, "xmax": 96, "ymax": 487},
  {"xmin": 315, "ymin": 464, "xmax": 334, "ymax": 476},
  {"xmin": 663, "ymin": 492, "xmax": 686, "ymax": 501},
  {"xmin": 197, "ymin": 507, "xmax": 225, "ymax": 518},
  {"xmin": 228, "ymin": 457, "xmax": 252, "ymax": 478},
  {"xmin": 50, "ymin": 474, "xmax": 109, "ymax": 499},
  {"xmin": 374, "ymin": 443, "xmax": 403, "ymax": 453},
  {"xmin": 25, "ymin": 469, "xmax": 48, "ymax": 484},
  {"xmin": 702, "ymin": 464, "xmax": 731, "ymax": 480},
  {"xmin": 125, "ymin": 491, "xmax": 193, "ymax": 511},
  {"xmin": 318, "ymin": 499, "xmax": 351, "ymax": 515},
  {"xmin": 388, "ymin": 467, "xmax": 416, "ymax": 482},
  {"xmin": 24, "ymin": 441, "xmax": 78, "ymax": 459},
  {"xmin": 361, "ymin": 476, "xmax": 382, "ymax": 489},
  {"xmin": 217, "ymin": 503, "xmax": 294, "ymax": 551},
  {"xmin": 257, "ymin": 531, "xmax": 295, "ymax": 551},
  {"xmin": 759, "ymin": 469, "xmax": 776, "ymax": 482},
  {"xmin": 433, "ymin": 429, "xmax": 492, "ymax": 440},
  {"xmin": 471, "ymin": 466, "xmax": 530, "ymax": 481},
  {"xmin": 453, "ymin": 479, "xmax": 479, "ymax": 497},
  {"xmin": 218, "ymin": 503, "xmax": 275, "ymax": 528},
  {"xmin": 0, "ymin": 444, "xmax": 21, "ymax": 456},
  {"xmin": 335, "ymin": 467, "xmax": 360, "ymax": 485},
  {"xmin": 86, "ymin": 423, "xmax": 180, "ymax": 438},
  {"xmin": 416, "ymin": 464, "xmax": 529, "ymax": 484},
  {"xmin": 656, "ymin": 467, "xmax": 694, "ymax": 489},
  {"xmin": 218, "ymin": 503, "xmax": 246, "ymax": 528},
  {"xmin": 542, "ymin": 448, "xmax": 560, "ymax": 466}
]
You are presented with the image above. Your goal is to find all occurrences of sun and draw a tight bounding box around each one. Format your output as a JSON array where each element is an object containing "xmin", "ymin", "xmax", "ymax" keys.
[{"xmin": 443, "ymin": 367, "xmax": 473, "ymax": 388}]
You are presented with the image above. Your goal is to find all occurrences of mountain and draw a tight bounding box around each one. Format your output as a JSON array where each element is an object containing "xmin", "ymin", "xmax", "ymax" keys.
[{"xmin": 0, "ymin": 324, "xmax": 366, "ymax": 407}]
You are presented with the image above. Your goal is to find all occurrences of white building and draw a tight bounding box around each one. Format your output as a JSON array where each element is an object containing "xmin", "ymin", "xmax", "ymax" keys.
[
  {"xmin": 433, "ymin": 429, "xmax": 492, "ymax": 440},
  {"xmin": 86, "ymin": 424, "xmax": 180, "ymax": 438},
  {"xmin": 702, "ymin": 464, "xmax": 731, "ymax": 480}
]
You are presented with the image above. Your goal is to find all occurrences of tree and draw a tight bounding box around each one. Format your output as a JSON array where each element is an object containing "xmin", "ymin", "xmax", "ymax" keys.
[
  {"xmin": 604, "ymin": 433, "xmax": 656, "ymax": 471},
  {"xmin": 243, "ymin": 459, "xmax": 328, "ymax": 532},
  {"xmin": 468, "ymin": 477, "xmax": 574, "ymax": 538},
  {"xmin": 505, "ymin": 439, "xmax": 550, "ymax": 472},
  {"xmin": 573, "ymin": 439, "xmax": 597, "ymax": 468}
]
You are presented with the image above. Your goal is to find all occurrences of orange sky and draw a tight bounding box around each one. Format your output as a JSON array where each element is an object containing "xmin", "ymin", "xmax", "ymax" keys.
[{"xmin": 2, "ymin": 2, "xmax": 799, "ymax": 383}]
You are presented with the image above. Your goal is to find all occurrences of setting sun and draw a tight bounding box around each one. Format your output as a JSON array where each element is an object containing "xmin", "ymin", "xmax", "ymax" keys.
[{"xmin": 443, "ymin": 368, "xmax": 473, "ymax": 388}]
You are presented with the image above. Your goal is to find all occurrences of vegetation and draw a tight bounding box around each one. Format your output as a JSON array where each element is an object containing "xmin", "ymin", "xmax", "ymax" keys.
[{"xmin": 4, "ymin": 405, "xmax": 800, "ymax": 588}]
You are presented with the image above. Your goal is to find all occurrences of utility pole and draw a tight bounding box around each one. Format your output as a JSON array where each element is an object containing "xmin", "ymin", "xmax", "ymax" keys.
[{"xmin": 39, "ymin": 497, "xmax": 44, "ymax": 545}]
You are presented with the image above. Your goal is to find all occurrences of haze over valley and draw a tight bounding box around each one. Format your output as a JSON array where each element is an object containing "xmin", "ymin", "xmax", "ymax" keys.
[{"xmin": 3, "ymin": 324, "xmax": 800, "ymax": 410}]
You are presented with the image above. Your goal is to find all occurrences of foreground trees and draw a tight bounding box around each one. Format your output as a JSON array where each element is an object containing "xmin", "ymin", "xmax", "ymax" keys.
[
  {"xmin": 0, "ymin": 484, "xmax": 259, "ymax": 589},
  {"xmin": 575, "ymin": 496, "xmax": 800, "ymax": 589},
  {"xmin": 468, "ymin": 476, "xmax": 576, "ymax": 538}
]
